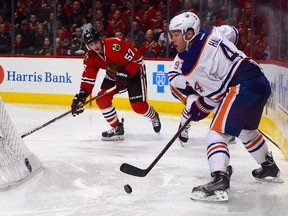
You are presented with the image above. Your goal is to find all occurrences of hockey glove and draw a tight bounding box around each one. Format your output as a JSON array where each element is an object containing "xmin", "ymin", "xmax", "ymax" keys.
[
  {"xmin": 115, "ymin": 70, "xmax": 129, "ymax": 93},
  {"xmin": 189, "ymin": 96, "xmax": 215, "ymax": 121},
  {"xmin": 71, "ymin": 89, "xmax": 88, "ymax": 117}
]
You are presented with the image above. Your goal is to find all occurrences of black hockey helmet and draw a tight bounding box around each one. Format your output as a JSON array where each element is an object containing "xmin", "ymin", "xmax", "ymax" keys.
[{"xmin": 83, "ymin": 27, "xmax": 101, "ymax": 45}]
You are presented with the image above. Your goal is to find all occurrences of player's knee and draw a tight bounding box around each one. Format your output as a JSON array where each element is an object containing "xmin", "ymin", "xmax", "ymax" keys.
[
  {"xmin": 131, "ymin": 102, "xmax": 148, "ymax": 114},
  {"xmin": 238, "ymin": 129, "xmax": 259, "ymax": 143},
  {"xmin": 205, "ymin": 130, "xmax": 230, "ymax": 146},
  {"xmin": 96, "ymin": 91, "xmax": 113, "ymax": 109}
]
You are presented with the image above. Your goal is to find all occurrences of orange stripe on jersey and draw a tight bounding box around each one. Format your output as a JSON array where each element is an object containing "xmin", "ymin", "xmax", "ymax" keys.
[
  {"xmin": 207, "ymin": 143, "xmax": 228, "ymax": 155},
  {"xmin": 170, "ymin": 85, "xmax": 187, "ymax": 104},
  {"xmin": 246, "ymin": 134, "xmax": 263, "ymax": 150},
  {"xmin": 211, "ymin": 86, "xmax": 237, "ymax": 132},
  {"xmin": 184, "ymin": 27, "xmax": 215, "ymax": 77}
]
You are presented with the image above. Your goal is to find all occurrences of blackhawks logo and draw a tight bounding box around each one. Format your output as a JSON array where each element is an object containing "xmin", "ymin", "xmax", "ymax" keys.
[
  {"xmin": 112, "ymin": 43, "xmax": 121, "ymax": 52},
  {"xmin": 84, "ymin": 53, "xmax": 89, "ymax": 61}
]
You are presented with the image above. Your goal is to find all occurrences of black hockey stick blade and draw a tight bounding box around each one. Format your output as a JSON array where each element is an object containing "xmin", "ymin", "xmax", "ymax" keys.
[
  {"xmin": 21, "ymin": 86, "xmax": 116, "ymax": 138},
  {"xmin": 120, "ymin": 163, "xmax": 148, "ymax": 177},
  {"xmin": 120, "ymin": 115, "xmax": 193, "ymax": 177}
]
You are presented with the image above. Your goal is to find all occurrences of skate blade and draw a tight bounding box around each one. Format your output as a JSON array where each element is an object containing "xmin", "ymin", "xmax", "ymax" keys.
[
  {"xmin": 101, "ymin": 135, "xmax": 124, "ymax": 141},
  {"xmin": 255, "ymin": 176, "xmax": 284, "ymax": 183},
  {"xmin": 190, "ymin": 190, "xmax": 229, "ymax": 202}
]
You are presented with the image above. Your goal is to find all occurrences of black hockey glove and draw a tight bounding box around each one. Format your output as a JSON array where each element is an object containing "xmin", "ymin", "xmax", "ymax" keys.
[
  {"xmin": 115, "ymin": 70, "xmax": 129, "ymax": 93},
  {"xmin": 189, "ymin": 96, "xmax": 215, "ymax": 121},
  {"xmin": 71, "ymin": 89, "xmax": 88, "ymax": 116}
]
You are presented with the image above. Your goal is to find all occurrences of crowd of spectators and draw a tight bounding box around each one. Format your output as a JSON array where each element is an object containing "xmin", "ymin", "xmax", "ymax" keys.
[{"xmin": 0, "ymin": 0, "xmax": 287, "ymax": 60}]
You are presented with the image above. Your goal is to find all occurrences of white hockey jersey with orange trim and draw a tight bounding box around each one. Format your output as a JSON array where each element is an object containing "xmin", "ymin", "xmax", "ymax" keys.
[{"xmin": 173, "ymin": 25, "xmax": 245, "ymax": 103}]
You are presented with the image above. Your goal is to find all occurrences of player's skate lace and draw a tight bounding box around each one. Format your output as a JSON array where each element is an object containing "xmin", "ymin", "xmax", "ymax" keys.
[
  {"xmin": 102, "ymin": 121, "xmax": 124, "ymax": 141},
  {"xmin": 252, "ymin": 152, "xmax": 281, "ymax": 179},
  {"xmin": 151, "ymin": 112, "xmax": 161, "ymax": 133},
  {"xmin": 178, "ymin": 123, "xmax": 190, "ymax": 144}
]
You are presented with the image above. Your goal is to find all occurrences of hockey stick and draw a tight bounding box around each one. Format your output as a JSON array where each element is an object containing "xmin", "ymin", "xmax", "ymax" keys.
[
  {"xmin": 120, "ymin": 115, "xmax": 193, "ymax": 177},
  {"xmin": 21, "ymin": 85, "xmax": 117, "ymax": 138},
  {"xmin": 259, "ymin": 130, "xmax": 280, "ymax": 149}
]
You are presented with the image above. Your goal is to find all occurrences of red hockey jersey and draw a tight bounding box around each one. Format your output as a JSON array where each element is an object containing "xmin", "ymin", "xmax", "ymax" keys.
[{"xmin": 80, "ymin": 37, "xmax": 143, "ymax": 95}]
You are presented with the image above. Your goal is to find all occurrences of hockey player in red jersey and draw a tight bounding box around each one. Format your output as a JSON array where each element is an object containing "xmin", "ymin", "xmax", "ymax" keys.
[
  {"xmin": 71, "ymin": 24, "xmax": 161, "ymax": 141},
  {"xmin": 168, "ymin": 12, "xmax": 282, "ymax": 202}
]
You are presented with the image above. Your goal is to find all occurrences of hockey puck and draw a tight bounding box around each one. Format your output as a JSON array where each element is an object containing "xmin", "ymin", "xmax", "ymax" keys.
[{"xmin": 124, "ymin": 184, "xmax": 132, "ymax": 194}]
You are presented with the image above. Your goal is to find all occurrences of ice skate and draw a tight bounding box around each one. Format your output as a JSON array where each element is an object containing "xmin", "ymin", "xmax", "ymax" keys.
[
  {"xmin": 178, "ymin": 123, "xmax": 190, "ymax": 146},
  {"xmin": 190, "ymin": 165, "xmax": 233, "ymax": 202},
  {"xmin": 252, "ymin": 152, "xmax": 283, "ymax": 183},
  {"xmin": 151, "ymin": 112, "xmax": 161, "ymax": 133},
  {"xmin": 102, "ymin": 121, "xmax": 124, "ymax": 141}
]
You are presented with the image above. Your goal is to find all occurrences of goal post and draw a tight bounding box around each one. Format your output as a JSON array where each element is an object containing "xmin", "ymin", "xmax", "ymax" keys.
[{"xmin": 0, "ymin": 97, "xmax": 42, "ymax": 190}]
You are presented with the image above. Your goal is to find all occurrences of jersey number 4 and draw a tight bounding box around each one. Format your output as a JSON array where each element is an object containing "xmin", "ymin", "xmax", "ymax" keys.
[{"xmin": 220, "ymin": 43, "xmax": 240, "ymax": 63}]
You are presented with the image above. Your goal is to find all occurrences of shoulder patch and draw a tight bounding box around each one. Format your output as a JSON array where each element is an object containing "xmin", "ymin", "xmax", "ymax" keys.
[
  {"xmin": 112, "ymin": 43, "xmax": 121, "ymax": 52},
  {"xmin": 84, "ymin": 53, "xmax": 89, "ymax": 61}
]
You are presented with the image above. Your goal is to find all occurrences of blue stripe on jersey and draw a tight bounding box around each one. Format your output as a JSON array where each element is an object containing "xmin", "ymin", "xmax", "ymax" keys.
[
  {"xmin": 182, "ymin": 26, "xmax": 213, "ymax": 76},
  {"xmin": 207, "ymin": 141, "xmax": 227, "ymax": 150},
  {"xmin": 178, "ymin": 50, "xmax": 187, "ymax": 59},
  {"xmin": 249, "ymin": 140, "xmax": 265, "ymax": 153},
  {"xmin": 231, "ymin": 26, "xmax": 239, "ymax": 44},
  {"xmin": 206, "ymin": 60, "xmax": 239, "ymax": 98},
  {"xmin": 208, "ymin": 150, "xmax": 230, "ymax": 159},
  {"xmin": 168, "ymin": 71, "xmax": 180, "ymax": 82}
]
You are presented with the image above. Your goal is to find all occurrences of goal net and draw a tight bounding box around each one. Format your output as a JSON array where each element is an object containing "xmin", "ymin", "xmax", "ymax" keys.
[{"xmin": 0, "ymin": 97, "xmax": 42, "ymax": 190}]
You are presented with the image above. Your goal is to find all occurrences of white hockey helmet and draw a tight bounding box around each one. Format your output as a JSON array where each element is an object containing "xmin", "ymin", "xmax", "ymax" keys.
[{"xmin": 169, "ymin": 12, "xmax": 200, "ymax": 41}]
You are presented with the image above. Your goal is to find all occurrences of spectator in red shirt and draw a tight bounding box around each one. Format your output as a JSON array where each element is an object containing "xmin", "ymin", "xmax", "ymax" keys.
[
  {"xmin": 28, "ymin": 13, "xmax": 40, "ymax": 32},
  {"xmin": 64, "ymin": 0, "xmax": 73, "ymax": 17},
  {"xmin": 135, "ymin": 0, "xmax": 156, "ymax": 32},
  {"xmin": 121, "ymin": 0, "xmax": 133, "ymax": 32},
  {"xmin": 216, "ymin": 5, "xmax": 229, "ymax": 26},
  {"xmin": 107, "ymin": 2, "xmax": 118, "ymax": 21},
  {"xmin": 139, "ymin": 29, "xmax": 161, "ymax": 57},
  {"xmin": 57, "ymin": 24, "xmax": 72, "ymax": 49},
  {"xmin": 107, "ymin": 8, "xmax": 127, "ymax": 37},
  {"xmin": 0, "ymin": 14, "xmax": 11, "ymax": 33},
  {"xmin": 56, "ymin": 37, "xmax": 69, "ymax": 56},
  {"xmin": 151, "ymin": 10, "xmax": 166, "ymax": 40},
  {"xmin": 113, "ymin": 29, "xmax": 133, "ymax": 47},
  {"xmin": 68, "ymin": 0, "xmax": 83, "ymax": 28},
  {"xmin": 15, "ymin": 0, "xmax": 28, "ymax": 27}
]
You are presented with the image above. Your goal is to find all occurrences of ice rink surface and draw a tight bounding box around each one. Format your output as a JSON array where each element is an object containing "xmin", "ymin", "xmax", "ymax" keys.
[{"xmin": 1, "ymin": 103, "xmax": 288, "ymax": 216}]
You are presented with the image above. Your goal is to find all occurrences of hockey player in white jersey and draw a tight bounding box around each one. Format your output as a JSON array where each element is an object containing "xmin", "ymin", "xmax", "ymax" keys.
[
  {"xmin": 168, "ymin": 51, "xmax": 196, "ymax": 145},
  {"xmin": 169, "ymin": 47, "xmax": 236, "ymax": 146},
  {"xmin": 168, "ymin": 12, "xmax": 283, "ymax": 202}
]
